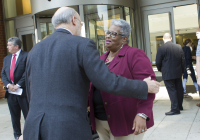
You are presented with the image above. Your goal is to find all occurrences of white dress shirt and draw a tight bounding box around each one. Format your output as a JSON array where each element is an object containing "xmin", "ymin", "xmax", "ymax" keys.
[{"xmin": 7, "ymin": 49, "xmax": 22, "ymax": 88}]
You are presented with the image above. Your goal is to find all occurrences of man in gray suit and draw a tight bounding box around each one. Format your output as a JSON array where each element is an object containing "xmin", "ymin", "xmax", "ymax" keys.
[{"xmin": 23, "ymin": 7, "xmax": 160, "ymax": 140}]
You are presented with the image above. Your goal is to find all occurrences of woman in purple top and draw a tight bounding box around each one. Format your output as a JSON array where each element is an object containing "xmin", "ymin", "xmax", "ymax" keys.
[{"xmin": 88, "ymin": 19, "xmax": 156, "ymax": 140}]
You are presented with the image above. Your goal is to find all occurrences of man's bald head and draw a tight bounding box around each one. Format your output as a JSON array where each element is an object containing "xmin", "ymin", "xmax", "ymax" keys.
[
  {"xmin": 51, "ymin": 7, "xmax": 79, "ymax": 28},
  {"xmin": 163, "ymin": 33, "xmax": 172, "ymax": 43}
]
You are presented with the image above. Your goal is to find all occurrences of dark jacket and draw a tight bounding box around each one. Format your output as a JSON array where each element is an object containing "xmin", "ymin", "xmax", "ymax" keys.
[
  {"xmin": 156, "ymin": 41, "xmax": 185, "ymax": 80},
  {"xmin": 89, "ymin": 45, "xmax": 155, "ymax": 136},
  {"xmin": 1, "ymin": 51, "xmax": 28, "ymax": 98},
  {"xmin": 182, "ymin": 46, "xmax": 193, "ymax": 67},
  {"xmin": 23, "ymin": 29, "xmax": 149, "ymax": 140}
]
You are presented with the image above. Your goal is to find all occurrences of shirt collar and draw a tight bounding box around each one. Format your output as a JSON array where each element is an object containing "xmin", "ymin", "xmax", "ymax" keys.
[
  {"xmin": 58, "ymin": 28, "xmax": 73, "ymax": 35},
  {"xmin": 14, "ymin": 49, "xmax": 21, "ymax": 56},
  {"xmin": 164, "ymin": 40, "xmax": 171, "ymax": 44}
]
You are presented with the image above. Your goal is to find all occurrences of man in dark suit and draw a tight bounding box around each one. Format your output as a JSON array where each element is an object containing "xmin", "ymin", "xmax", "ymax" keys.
[
  {"xmin": 23, "ymin": 7, "xmax": 160, "ymax": 140},
  {"xmin": 1, "ymin": 37, "xmax": 29, "ymax": 140},
  {"xmin": 156, "ymin": 33, "xmax": 185, "ymax": 115}
]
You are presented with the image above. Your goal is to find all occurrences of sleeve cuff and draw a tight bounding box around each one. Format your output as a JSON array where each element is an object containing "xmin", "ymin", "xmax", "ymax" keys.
[
  {"xmin": 6, "ymin": 83, "xmax": 11, "ymax": 88},
  {"xmin": 16, "ymin": 84, "xmax": 21, "ymax": 88}
]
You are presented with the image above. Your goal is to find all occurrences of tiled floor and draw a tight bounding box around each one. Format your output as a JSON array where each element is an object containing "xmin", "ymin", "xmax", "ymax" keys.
[{"xmin": 0, "ymin": 86, "xmax": 199, "ymax": 140}]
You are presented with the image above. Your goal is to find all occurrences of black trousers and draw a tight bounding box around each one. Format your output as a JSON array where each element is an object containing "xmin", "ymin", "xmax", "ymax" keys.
[
  {"xmin": 7, "ymin": 94, "xmax": 29, "ymax": 139},
  {"xmin": 164, "ymin": 78, "xmax": 183, "ymax": 112}
]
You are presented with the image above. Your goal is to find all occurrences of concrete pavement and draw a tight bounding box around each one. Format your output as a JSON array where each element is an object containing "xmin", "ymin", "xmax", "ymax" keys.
[
  {"xmin": 0, "ymin": 86, "xmax": 200, "ymax": 140},
  {"xmin": 143, "ymin": 86, "xmax": 200, "ymax": 140}
]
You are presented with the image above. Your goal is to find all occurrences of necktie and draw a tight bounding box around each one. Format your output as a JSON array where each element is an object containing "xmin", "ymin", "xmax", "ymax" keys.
[{"xmin": 10, "ymin": 54, "xmax": 16, "ymax": 82}]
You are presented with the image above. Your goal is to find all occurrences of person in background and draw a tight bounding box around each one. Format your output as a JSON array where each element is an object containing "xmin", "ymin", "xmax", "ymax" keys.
[
  {"xmin": 1, "ymin": 37, "xmax": 29, "ymax": 140},
  {"xmin": 156, "ymin": 33, "xmax": 185, "ymax": 115},
  {"xmin": 88, "ymin": 19, "xmax": 156, "ymax": 140},
  {"xmin": 195, "ymin": 28, "xmax": 200, "ymax": 107},
  {"xmin": 182, "ymin": 39, "xmax": 198, "ymax": 98},
  {"xmin": 191, "ymin": 43, "xmax": 197, "ymax": 63}
]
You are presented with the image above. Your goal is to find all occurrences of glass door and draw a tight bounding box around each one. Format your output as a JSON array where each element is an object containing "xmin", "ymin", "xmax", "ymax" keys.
[
  {"xmin": 17, "ymin": 26, "xmax": 35, "ymax": 52},
  {"xmin": 198, "ymin": 0, "xmax": 200, "ymax": 27},
  {"xmin": 143, "ymin": 8, "xmax": 175, "ymax": 64},
  {"xmin": 37, "ymin": 18, "xmax": 55, "ymax": 42}
]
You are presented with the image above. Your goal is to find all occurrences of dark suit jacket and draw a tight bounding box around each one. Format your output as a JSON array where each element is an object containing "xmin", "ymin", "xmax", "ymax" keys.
[
  {"xmin": 1, "ymin": 50, "xmax": 28, "ymax": 98},
  {"xmin": 89, "ymin": 45, "xmax": 155, "ymax": 136},
  {"xmin": 156, "ymin": 41, "xmax": 185, "ymax": 80},
  {"xmin": 182, "ymin": 46, "xmax": 193, "ymax": 67},
  {"xmin": 24, "ymin": 29, "xmax": 148, "ymax": 140}
]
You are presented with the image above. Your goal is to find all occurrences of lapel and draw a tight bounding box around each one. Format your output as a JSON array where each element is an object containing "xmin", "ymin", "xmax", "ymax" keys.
[
  {"xmin": 14, "ymin": 51, "xmax": 23, "ymax": 72},
  {"xmin": 101, "ymin": 44, "xmax": 129, "ymax": 71},
  {"xmin": 6, "ymin": 54, "xmax": 12, "ymax": 81}
]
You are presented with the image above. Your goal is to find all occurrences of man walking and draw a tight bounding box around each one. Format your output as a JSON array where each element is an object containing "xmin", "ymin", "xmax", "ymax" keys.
[
  {"xmin": 156, "ymin": 33, "xmax": 185, "ymax": 115},
  {"xmin": 1, "ymin": 37, "xmax": 29, "ymax": 140},
  {"xmin": 23, "ymin": 7, "xmax": 160, "ymax": 140}
]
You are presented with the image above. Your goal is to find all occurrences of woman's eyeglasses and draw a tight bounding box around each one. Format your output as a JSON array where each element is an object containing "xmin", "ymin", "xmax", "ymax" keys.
[{"xmin": 105, "ymin": 31, "xmax": 123, "ymax": 38}]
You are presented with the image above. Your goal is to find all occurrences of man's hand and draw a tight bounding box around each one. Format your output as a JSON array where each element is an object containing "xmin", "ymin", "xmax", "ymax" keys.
[
  {"xmin": 8, "ymin": 84, "xmax": 16, "ymax": 92},
  {"xmin": 13, "ymin": 85, "xmax": 19, "ymax": 91},
  {"xmin": 144, "ymin": 77, "xmax": 161, "ymax": 94},
  {"xmin": 132, "ymin": 115, "xmax": 147, "ymax": 135}
]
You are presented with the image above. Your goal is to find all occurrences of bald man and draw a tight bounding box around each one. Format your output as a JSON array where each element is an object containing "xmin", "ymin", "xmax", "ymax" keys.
[{"xmin": 156, "ymin": 33, "xmax": 185, "ymax": 115}]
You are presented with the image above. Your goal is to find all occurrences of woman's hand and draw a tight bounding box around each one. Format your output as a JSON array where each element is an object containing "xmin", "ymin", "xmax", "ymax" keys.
[{"xmin": 132, "ymin": 115, "xmax": 147, "ymax": 135}]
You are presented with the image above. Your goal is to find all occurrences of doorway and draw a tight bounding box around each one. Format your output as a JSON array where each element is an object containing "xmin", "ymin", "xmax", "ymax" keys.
[
  {"xmin": 17, "ymin": 26, "xmax": 35, "ymax": 52},
  {"xmin": 143, "ymin": 4, "xmax": 199, "ymax": 64}
]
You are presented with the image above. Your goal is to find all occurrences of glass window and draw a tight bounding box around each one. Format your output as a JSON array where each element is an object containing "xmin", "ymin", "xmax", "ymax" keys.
[
  {"xmin": 40, "ymin": 23, "xmax": 55, "ymax": 40},
  {"xmin": 148, "ymin": 13, "xmax": 170, "ymax": 63},
  {"xmin": 3, "ymin": 0, "xmax": 31, "ymax": 18},
  {"xmin": 173, "ymin": 4, "xmax": 199, "ymax": 50},
  {"xmin": 22, "ymin": 34, "xmax": 33, "ymax": 52},
  {"xmin": 124, "ymin": 7, "xmax": 132, "ymax": 47},
  {"xmin": 84, "ymin": 5, "xmax": 136, "ymax": 55},
  {"xmin": 198, "ymin": 0, "xmax": 200, "ymax": 27},
  {"xmin": 5, "ymin": 20, "xmax": 15, "ymax": 40}
]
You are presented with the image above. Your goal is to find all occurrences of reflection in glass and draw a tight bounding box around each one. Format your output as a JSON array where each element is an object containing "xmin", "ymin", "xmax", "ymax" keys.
[
  {"xmin": 40, "ymin": 23, "xmax": 55, "ymax": 40},
  {"xmin": 3, "ymin": 0, "xmax": 31, "ymax": 19},
  {"xmin": 22, "ymin": 34, "xmax": 33, "ymax": 52},
  {"xmin": 199, "ymin": 0, "xmax": 200, "ymax": 26},
  {"xmin": 148, "ymin": 13, "xmax": 170, "ymax": 63},
  {"xmin": 84, "ymin": 5, "xmax": 135, "ymax": 55},
  {"xmin": 124, "ymin": 7, "xmax": 132, "ymax": 46},
  {"xmin": 173, "ymin": 4, "xmax": 199, "ymax": 49}
]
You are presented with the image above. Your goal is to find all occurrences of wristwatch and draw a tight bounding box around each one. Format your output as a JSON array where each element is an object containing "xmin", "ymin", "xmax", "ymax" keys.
[{"xmin": 137, "ymin": 113, "xmax": 148, "ymax": 120}]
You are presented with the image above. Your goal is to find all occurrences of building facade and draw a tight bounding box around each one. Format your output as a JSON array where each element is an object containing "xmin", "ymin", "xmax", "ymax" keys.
[{"xmin": 0, "ymin": 0, "xmax": 200, "ymax": 98}]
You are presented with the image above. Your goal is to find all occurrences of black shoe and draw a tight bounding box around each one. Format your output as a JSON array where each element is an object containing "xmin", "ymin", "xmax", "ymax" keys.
[{"xmin": 165, "ymin": 111, "xmax": 180, "ymax": 115}]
